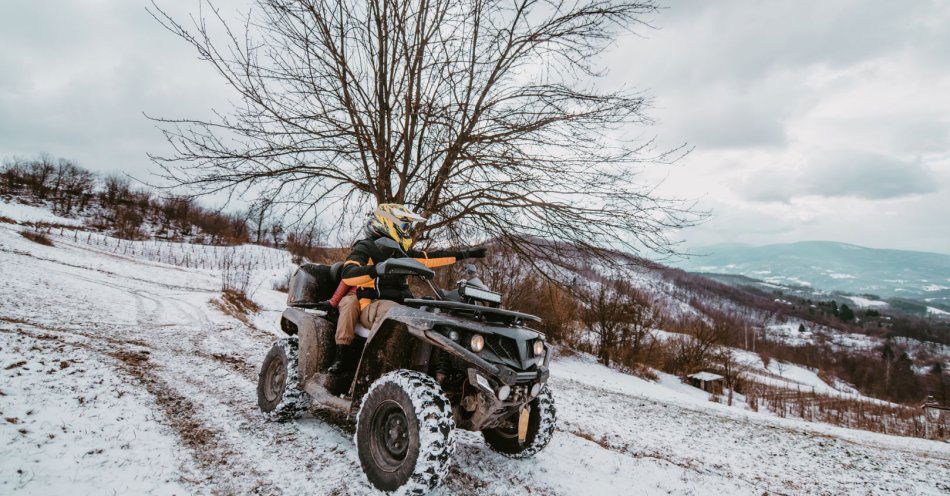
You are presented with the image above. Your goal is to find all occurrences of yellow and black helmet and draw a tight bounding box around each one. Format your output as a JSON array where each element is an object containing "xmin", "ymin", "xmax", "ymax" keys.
[{"xmin": 366, "ymin": 203, "xmax": 427, "ymax": 251}]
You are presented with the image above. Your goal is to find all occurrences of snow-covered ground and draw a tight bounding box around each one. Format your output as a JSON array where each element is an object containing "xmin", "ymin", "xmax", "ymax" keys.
[
  {"xmin": 1, "ymin": 222, "xmax": 948, "ymax": 495},
  {"xmin": 0, "ymin": 201, "xmax": 83, "ymax": 226}
]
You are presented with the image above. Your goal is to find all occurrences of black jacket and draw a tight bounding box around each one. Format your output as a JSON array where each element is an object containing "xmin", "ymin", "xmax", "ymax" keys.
[{"xmin": 340, "ymin": 237, "xmax": 465, "ymax": 306}]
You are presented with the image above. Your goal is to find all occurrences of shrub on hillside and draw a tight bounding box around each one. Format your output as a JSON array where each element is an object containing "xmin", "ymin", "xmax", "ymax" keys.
[
  {"xmin": 20, "ymin": 229, "xmax": 54, "ymax": 246},
  {"xmin": 220, "ymin": 249, "xmax": 253, "ymax": 296},
  {"xmin": 2, "ymin": 155, "xmax": 252, "ymax": 245}
]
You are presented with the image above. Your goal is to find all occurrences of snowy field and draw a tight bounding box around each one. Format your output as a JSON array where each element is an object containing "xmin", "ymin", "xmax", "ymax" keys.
[
  {"xmin": 1, "ymin": 220, "xmax": 949, "ymax": 495},
  {"xmin": 0, "ymin": 202, "xmax": 83, "ymax": 226}
]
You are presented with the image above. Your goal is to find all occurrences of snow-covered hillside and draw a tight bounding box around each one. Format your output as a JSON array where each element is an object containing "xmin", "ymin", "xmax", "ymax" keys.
[
  {"xmin": 673, "ymin": 241, "xmax": 950, "ymax": 308},
  {"xmin": 2, "ymin": 207, "xmax": 949, "ymax": 494}
]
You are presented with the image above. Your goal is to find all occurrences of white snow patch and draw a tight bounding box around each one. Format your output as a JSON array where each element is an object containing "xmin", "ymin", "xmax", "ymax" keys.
[
  {"xmin": 0, "ymin": 200, "xmax": 83, "ymax": 226},
  {"xmin": 0, "ymin": 332, "xmax": 190, "ymax": 494},
  {"xmin": 848, "ymin": 295, "xmax": 888, "ymax": 308},
  {"xmin": 828, "ymin": 272, "xmax": 856, "ymax": 279},
  {"xmin": 927, "ymin": 306, "xmax": 950, "ymax": 316}
]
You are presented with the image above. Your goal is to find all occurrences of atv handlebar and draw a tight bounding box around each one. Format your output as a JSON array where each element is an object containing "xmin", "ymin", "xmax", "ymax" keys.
[{"xmin": 374, "ymin": 257, "xmax": 435, "ymax": 279}]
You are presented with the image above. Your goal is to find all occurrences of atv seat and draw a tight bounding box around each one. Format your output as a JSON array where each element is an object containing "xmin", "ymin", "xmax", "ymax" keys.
[
  {"xmin": 328, "ymin": 261, "xmax": 344, "ymax": 282},
  {"xmin": 354, "ymin": 323, "xmax": 371, "ymax": 339}
]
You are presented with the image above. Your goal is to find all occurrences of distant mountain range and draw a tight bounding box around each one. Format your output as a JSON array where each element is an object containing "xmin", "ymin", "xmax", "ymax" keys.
[{"xmin": 671, "ymin": 241, "xmax": 950, "ymax": 308}]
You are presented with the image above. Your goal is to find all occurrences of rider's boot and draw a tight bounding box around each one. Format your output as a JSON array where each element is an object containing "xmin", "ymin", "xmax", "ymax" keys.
[
  {"xmin": 327, "ymin": 344, "xmax": 353, "ymax": 375},
  {"xmin": 327, "ymin": 338, "xmax": 364, "ymax": 396}
]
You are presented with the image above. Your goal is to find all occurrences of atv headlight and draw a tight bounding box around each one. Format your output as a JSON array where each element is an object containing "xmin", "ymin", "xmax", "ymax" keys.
[
  {"xmin": 470, "ymin": 334, "xmax": 485, "ymax": 352},
  {"xmin": 533, "ymin": 340, "xmax": 545, "ymax": 356},
  {"xmin": 497, "ymin": 385, "xmax": 511, "ymax": 401}
]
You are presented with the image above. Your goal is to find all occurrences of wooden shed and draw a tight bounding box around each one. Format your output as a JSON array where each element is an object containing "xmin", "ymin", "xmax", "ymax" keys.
[{"xmin": 687, "ymin": 371, "xmax": 724, "ymax": 395}]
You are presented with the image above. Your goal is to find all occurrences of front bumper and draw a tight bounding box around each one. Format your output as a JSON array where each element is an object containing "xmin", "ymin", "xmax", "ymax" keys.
[{"xmin": 423, "ymin": 329, "xmax": 549, "ymax": 386}]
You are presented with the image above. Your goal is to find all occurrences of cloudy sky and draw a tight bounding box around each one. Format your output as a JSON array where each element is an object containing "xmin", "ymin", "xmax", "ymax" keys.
[{"xmin": 2, "ymin": 1, "xmax": 949, "ymax": 253}]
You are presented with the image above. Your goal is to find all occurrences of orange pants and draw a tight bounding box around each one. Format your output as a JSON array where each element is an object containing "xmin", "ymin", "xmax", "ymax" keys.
[{"xmin": 335, "ymin": 294, "xmax": 397, "ymax": 345}]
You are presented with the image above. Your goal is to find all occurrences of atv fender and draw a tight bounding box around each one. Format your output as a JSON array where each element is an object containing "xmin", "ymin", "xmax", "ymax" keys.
[
  {"xmin": 348, "ymin": 313, "xmax": 423, "ymax": 404},
  {"xmin": 348, "ymin": 305, "xmax": 525, "ymax": 406},
  {"xmin": 281, "ymin": 307, "xmax": 335, "ymax": 385}
]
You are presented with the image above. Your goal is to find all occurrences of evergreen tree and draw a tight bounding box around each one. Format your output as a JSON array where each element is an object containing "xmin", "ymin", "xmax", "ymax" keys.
[
  {"xmin": 798, "ymin": 323, "xmax": 806, "ymax": 333},
  {"xmin": 839, "ymin": 304, "xmax": 855, "ymax": 322},
  {"xmin": 881, "ymin": 342, "xmax": 895, "ymax": 362},
  {"xmin": 890, "ymin": 353, "xmax": 919, "ymax": 402}
]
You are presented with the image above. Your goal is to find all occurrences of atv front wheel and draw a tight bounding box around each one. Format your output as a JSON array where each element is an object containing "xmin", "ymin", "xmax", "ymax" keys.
[
  {"xmin": 482, "ymin": 386, "xmax": 556, "ymax": 458},
  {"xmin": 355, "ymin": 370, "xmax": 455, "ymax": 494},
  {"xmin": 257, "ymin": 338, "xmax": 308, "ymax": 421}
]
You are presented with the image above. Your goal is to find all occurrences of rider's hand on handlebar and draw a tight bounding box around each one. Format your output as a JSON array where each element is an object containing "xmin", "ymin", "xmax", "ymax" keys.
[{"xmin": 372, "ymin": 259, "xmax": 390, "ymax": 276}]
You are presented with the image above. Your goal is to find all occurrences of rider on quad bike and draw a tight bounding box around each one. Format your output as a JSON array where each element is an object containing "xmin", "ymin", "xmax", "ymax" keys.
[
  {"xmin": 257, "ymin": 204, "xmax": 555, "ymax": 494},
  {"xmin": 330, "ymin": 203, "xmax": 486, "ymax": 374}
]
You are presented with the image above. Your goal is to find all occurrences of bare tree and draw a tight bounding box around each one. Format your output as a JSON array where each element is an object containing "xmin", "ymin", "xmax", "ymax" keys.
[
  {"xmin": 618, "ymin": 282, "xmax": 662, "ymax": 364},
  {"xmin": 52, "ymin": 159, "xmax": 95, "ymax": 214},
  {"xmin": 246, "ymin": 198, "xmax": 273, "ymax": 244},
  {"xmin": 582, "ymin": 278, "xmax": 659, "ymax": 367},
  {"xmin": 149, "ymin": 0, "xmax": 701, "ymax": 267},
  {"xmin": 583, "ymin": 280, "xmax": 628, "ymax": 367},
  {"xmin": 712, "ymin": 347, "xmax": 749, "ymax": 407}
]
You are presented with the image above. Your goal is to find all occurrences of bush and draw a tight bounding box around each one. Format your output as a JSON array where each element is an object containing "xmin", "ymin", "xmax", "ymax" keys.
[
  {"xmin": 220, "ymin": 249, "xmax": 253, "ymax": 295},
  {"xmin": 623, "ymin": 362, "xmax": 659, "ymax": 381},
  {"xmin": 2, "ymin": 155, "xmax": 252, "ymax": 245},
  {"xmin": 20, "ymin": 229, "xmax": 54, "ymax": 246}
]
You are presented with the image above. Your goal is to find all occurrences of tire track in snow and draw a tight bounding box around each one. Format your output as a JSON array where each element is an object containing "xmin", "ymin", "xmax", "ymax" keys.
[
  {"xmin": 0, "ymin": 323, "xmax": 275, "ymax": 494},
  {"xmin": 0, "ymin": 245, "xmax": 213, "ymax": 292},
  {"xmin": 1, "ymin": 317, "xmax": 360, "ymax": 494},
  {"xmin": 0, "ymin": 317, "xmax": 368, "ymax": 493}
]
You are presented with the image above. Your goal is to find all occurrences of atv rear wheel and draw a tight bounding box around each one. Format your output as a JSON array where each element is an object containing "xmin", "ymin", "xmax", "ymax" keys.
[
  {"xmin": 482, "ymin": 386, "xmax": 556, "ymax": 458},
  {"xmin": 257, "ymin": 338, "xmax": 308, "ymax": 421},
  {"xmin": 356, "ymin": 370, "xmax": 455, "ymax": 494}
]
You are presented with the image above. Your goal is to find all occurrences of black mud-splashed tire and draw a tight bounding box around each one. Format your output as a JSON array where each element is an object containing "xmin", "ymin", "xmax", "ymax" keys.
[
  {"xmin": 257, "ymin": 337, "xmax": 309, "ymax": 422},
  {"xmin": 355, "ymin": 370, "xmax": 456, "ymax": 494},
  {"xmin": 482, "ymin": 386, "xmax": 556, "ymax": 459}
]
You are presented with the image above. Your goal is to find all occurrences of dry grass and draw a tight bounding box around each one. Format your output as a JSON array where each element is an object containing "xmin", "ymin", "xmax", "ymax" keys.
[
  {"xmin": 569, "ymin": 428, "xmax": 612, "ymax": 449},
  {"xmin": 211, "ymin": 289, "xmax": 262, "ymax": 328},
  {"xmin": 20, "ymin": 230, "xmax": 54, "ymax": 246},
  {"xmin": 553, "ymin": 345, "xmax": 577, "ymax": 359},
  {"xmin": 743, "ymin": 379, "xmax": 949, "ymax": 440},
  {"xmin": 4, "ymin": 360, "xmax": 27, "ymax": 370},
  {"xmin": 624, "ymin": 362, "xmax": 660, "ymax": 381}
]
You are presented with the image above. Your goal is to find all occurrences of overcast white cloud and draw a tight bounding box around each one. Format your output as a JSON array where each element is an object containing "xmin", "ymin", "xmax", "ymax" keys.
[
  {"xmin": 1, "ymin": 0, "xmax": 948, "ymax": 253},
  {"xmin": 605, "ymin": 0, "xmax": 950, "ymax": 253}
]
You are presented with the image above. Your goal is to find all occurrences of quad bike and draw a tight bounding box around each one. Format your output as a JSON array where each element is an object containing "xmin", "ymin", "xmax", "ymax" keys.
[{"xmin": 256, "ymin": 238, "xmax": 555, "ymax": 494}]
